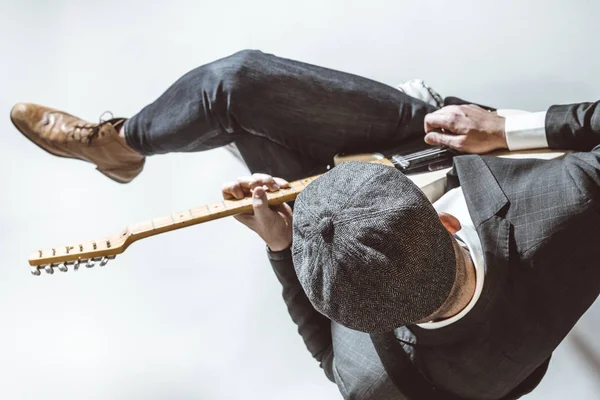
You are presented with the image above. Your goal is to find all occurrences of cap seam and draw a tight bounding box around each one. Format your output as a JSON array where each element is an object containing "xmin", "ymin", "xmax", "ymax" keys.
[
  {"xmin": 334, "ymin": 167, "xmax": 384, "ymax": 216},
  {"xmin": 334, "ymin": 206, "xmax": 419, "ymax": 228}
]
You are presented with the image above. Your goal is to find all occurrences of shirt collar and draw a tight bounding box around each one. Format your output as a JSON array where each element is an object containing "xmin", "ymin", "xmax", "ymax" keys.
[{"xmin": 415, "ymin": 224, "xmax": 486, "ymax": 330}]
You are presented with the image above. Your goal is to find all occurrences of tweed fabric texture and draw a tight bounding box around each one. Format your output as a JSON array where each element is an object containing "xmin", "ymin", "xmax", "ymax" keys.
[{"xmin": 292, "ymin": 161, "xmax": 456, "ymax": 333}]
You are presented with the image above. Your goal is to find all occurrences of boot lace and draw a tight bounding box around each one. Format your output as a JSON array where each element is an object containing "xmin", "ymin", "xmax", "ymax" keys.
[{"xmin": 69, "ymin": 111, "xmax": 118, "ymax": 145}]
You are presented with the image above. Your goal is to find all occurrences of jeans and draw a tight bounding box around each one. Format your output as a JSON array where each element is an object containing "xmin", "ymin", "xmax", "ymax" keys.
[{"xmin": 124, "ymin": 50, "xmax": 436, "ymax": 181}]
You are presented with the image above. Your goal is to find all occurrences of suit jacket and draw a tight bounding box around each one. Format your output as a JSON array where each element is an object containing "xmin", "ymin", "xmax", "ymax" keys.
[{"xmin": 268, "ymin": 101, "xmax": 600, "ymax": 399}]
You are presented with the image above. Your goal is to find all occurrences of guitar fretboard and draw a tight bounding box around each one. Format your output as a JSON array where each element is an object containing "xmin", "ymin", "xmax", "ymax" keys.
[
  {"xmin": 129, "ymin": 176, "xmax": 319, "ymax": 240},
  {"xmin": 29, "ymin": 175, "xmax": 320, "ymax": 268}
]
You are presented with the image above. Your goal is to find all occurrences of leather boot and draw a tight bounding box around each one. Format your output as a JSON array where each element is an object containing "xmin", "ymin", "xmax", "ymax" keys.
[{"xmin": 10, "ymin": 103, "xmax": 145, "ymax": 183}]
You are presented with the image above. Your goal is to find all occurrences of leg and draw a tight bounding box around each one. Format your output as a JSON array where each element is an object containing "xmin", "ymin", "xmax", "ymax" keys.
[
  {"xmin": 125, "ymin": 50, "xmax": 436, "ymax": 165},
  {"xmin": 10, "ymin": 50, "xmax": 435, "ymax": 184},
  {"xmin": 234, "ymin": 134, "xmax": 326, "ymax": 182}
]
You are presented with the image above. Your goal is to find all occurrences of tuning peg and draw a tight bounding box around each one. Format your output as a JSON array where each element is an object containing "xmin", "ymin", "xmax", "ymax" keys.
[
  {"xmin": 86, "ymin": 260, "xmax": 95, "ymax": 268},
  {"xmin": 58, "ymin": 263, "xmax": 68, "ymax": 272},
  {"xmin": 44, "ymin": 265, "xmax": 54, "ymax": 274},
  {"xmin": 31, "ymin": 266, "xmax": 41, "ymax": 276},
  {"xmin": 73, "ymin": 260, "xmax": 80, "ymax": 271},
  {"xmin": 99, "ymin": 257, "xmax": 109, "ymax": 267}
]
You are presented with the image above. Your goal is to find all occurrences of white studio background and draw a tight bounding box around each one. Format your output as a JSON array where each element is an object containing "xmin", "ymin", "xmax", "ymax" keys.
[{"xmin": 1, "ymin": 0, "xmax": 599, "ymax": 399}]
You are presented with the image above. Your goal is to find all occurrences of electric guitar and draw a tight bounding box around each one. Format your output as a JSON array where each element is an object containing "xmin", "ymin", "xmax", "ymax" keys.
[{"xmin": 27, "ymin": 146, "xmax": 566, "ymax": 276}]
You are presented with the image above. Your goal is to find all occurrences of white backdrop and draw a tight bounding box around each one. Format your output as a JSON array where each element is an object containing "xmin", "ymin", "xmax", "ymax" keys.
[{"xmin": 1, "ymin": 0, "xmax": 599, "ymax": 398}]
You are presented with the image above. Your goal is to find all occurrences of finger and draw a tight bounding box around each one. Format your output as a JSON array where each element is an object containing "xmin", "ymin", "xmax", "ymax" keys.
[
  {"xmin": 233, "ymin": 213, "xmax": 259, "ymax": 233},
  {"xmin": 274, "ymin": 203, "xmax": 293, "ymax": 223},
  {"xmin": 273, "ymin": 177, "xmax": 290, "ymax": 188},
  {"xmin": 424, "ymin": 111, "xmax": 458, "ymax": 134},
  {"xmin": 221, "ymin": 181, "xmax": 245, "ymax": 200},
  {"xmin": 424, "ymin": 131, "xmax": 465, "ymax": 151},
  {"xmin": 234, "ymin": 212, "xmax": 254, "ymax": 225},
  {"xmin": 238, "ymin": 174, "xmax": 280, "ymax": 192},
  {"xmin": 251, "ymin": 173, "xmax": 282, "ymax": 191},
  {"xmin": 252, "ymin": 186, "xmax": 274, "ymax": 220}
]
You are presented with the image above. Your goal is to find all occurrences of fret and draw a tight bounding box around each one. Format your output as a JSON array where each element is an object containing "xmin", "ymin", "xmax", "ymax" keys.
[
  {"xmin": 190, "ymin": 207, "xmax": 210, "ymax": 218},
  {"xmin": 209, "ymin": 202, "xmax": 227, "ymax": 216},
  {"xmin": 151, "ymin": 216, "xmax": 172, "ymax": 229},
  {"xmin": 266, "ymin": 190, "xmax": 282, "ymax": 200},
  {"xmin": 288, "ymin": 181, "xmax": 305, "ymax": 191},
  {"xmin": 223, "ymin": 199, "xmax": 245, "ymax": 210},
  {"xmin": 172, "ymin": 211, "xmax": 189, "ymax": 224}
]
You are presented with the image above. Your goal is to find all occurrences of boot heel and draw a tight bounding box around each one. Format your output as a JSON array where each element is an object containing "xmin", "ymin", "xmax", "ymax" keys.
[{"xmin": 97, "ymin": 161, "xmax": 145, "ymax": 184}]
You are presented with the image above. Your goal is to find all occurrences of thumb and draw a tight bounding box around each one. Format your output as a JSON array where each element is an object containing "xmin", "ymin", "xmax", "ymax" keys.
[
  {"xmin": 424, "ymin": 131, "xmax": 464, "ymax": 151},
  {"xmin": 252, "ymin": 186, "xmax": 272, "ymax": 220}
]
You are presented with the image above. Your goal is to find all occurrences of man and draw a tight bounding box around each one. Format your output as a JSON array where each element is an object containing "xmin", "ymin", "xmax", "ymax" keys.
[{"xmin": 10, "ymin": 49, "xmax": 600, "ymax": 399}]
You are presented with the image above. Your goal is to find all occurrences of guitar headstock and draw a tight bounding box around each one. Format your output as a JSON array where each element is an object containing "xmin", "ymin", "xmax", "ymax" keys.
[{"xmin": 28, "ymin": 228, "xmax": 132, "ymax": 276}]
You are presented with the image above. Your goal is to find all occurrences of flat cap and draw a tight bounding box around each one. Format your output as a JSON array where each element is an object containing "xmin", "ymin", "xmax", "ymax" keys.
[{"xmin": 292, "ymin": 162, "xmax": 456, "ymax": 332}]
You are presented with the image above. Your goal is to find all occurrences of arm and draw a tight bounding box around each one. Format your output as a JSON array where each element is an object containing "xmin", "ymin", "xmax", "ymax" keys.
[
  {"xmin": 222, "ymin": 173, "xmax": 334, "ymax": 381},
  {"xmin": 421, "ymin": 101, "xmax": 600, "ymax": 153},
  {"xmin": 268, "ymin": 247, "xmax": 334, "ymax": 381},
  {"xmin": 545, "ymin": 102, "xmax": 600, "ymax": 151}
]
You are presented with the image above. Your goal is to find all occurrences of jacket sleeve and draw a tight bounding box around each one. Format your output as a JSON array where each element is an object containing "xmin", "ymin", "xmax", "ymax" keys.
[
  {"xmin": 546, "ymin": 102, "xmax": 600, "ymax": 151},
  {"xmin": 267, "ymin": 247, "xmax": 335, "ymax": 382}
]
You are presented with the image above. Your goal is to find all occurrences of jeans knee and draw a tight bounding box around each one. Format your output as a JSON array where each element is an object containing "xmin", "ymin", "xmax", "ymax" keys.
[
  {"xmin": 228, "ymin": 49, "xmax": 266, "ymax": 65},
  {"xmin": 210, "ymin": 49, "xmax": 266, "ymax": 87}
]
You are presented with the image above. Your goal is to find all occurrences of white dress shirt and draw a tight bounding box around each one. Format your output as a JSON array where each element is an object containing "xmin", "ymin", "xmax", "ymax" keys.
[
  {"xmin": 415, "ymin": 187, "xmax": 486, "ymax": 330},
  {"xmin": 503, "ymin": 111, "xmax": 548, "ymax": 150},
  {"xmin": 393, "ymin": 80, "xmax": 550, "ymax": 329}
]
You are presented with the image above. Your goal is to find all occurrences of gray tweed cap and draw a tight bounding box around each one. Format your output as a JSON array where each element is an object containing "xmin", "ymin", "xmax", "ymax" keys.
[{"xmin": 292, "ymin": 161, "xmax": 456, "ymax": 333}]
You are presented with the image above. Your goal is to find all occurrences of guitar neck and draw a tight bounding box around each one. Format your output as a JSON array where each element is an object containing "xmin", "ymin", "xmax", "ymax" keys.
[
  {"xmin": 28, "ymin": 157, "xmax": 397, "ymax": 270},
  {"xmin": 128, "ymin": 158, "xmax": 397, "ymax": 243},
  {"xmin": 28, "ymin": 150, "xmax": 568, "ymax": 274},
  {"xmin": 128, "ymin": 175, "xmax": 319, "ymax": 242}
]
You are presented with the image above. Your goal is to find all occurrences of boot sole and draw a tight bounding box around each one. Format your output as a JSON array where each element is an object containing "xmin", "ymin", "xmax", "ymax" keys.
[{"xmin": 96, "ymin": 162, "xmax": 144, "ymax": 184}]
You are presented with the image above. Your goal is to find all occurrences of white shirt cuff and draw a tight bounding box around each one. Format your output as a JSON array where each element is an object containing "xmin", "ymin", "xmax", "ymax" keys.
[{"xmin": 504, "ymin": 111, "xmax": 548, "ymax": 151}]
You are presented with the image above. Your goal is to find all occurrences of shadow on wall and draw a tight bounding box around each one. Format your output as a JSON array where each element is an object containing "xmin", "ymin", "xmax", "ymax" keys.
[{"xmin": 569, "ymin": 329, "xmax": 600, "ymax": 392}]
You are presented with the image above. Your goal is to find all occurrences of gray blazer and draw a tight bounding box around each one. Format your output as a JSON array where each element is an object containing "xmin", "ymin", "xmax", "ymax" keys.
[{"xmin": 268, "ymin": 101, "xmax": 600, "ymax": 399}]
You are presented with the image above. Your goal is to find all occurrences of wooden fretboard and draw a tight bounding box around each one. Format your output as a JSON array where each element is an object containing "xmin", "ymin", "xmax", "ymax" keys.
[{"xmin": 129, "ymin": 176, "xmax": 319, "ymax": 241}]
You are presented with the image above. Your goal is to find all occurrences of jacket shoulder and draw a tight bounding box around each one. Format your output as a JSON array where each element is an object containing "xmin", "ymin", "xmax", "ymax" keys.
[{"xmin": 330, "ymin": 323, "xmax": 406, "ymax": 399}]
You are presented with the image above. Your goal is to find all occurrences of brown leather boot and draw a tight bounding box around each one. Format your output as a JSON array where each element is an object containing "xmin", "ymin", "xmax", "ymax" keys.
[{"xmin": 10, "ymin": 103, "xmax": 145, "ymax": 183}]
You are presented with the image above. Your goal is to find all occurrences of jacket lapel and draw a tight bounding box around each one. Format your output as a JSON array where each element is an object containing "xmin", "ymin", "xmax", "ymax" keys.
[
  {"xmin": 409, "ymin": 155, "xmax": 513, "ymax": 344},
  {"xmin": 453, "ymin": 155, "xmax": 510, "ymax": 227}
]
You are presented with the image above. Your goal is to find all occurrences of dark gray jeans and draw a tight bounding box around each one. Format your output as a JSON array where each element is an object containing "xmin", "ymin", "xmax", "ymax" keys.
[{"xmin": 124, "ymin": 50, "xmax": 436, "ymax": 181}]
